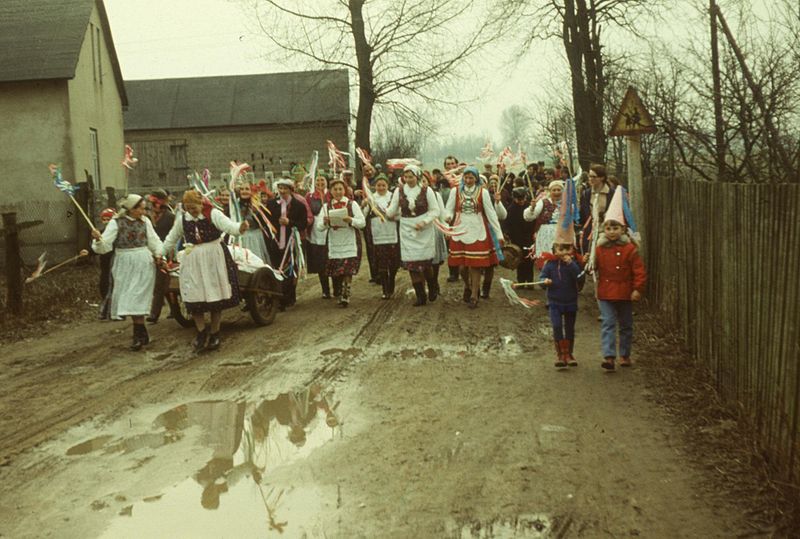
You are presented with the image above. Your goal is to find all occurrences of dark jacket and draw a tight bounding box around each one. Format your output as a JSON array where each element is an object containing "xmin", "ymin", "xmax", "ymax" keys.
[
  {"xmin": 539, "ymin": 253, "xmax": 585, "ymax": 306},
  {"xmin": 502, "ymin": 201, "xmax": 535, "ymax": 248},
  {"xmin": 265, "ymin": 196, "xmax": 308, "ymax": 252}
]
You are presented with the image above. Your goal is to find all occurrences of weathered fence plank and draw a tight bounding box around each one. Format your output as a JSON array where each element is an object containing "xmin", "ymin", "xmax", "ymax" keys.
[{"xmin": 644, "ymin": 176, "xmax": 800, "ymax": 486}]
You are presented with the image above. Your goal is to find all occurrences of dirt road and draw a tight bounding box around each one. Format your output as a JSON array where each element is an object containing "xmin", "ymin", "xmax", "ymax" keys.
[{"xmin": 0, "ymin": 269, "xmax": 747, "ymax": 538}]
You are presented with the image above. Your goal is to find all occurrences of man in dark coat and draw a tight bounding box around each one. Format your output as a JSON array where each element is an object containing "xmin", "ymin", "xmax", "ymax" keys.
[{"xmin": 266, "ymin": 179, "xmax": 309, "ymax": 308}]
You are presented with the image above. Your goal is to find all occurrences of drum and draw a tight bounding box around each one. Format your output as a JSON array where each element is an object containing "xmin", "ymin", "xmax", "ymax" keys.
[{"xmin": 499, "ymin": 243, "xmax": 522, "ymax": 269}]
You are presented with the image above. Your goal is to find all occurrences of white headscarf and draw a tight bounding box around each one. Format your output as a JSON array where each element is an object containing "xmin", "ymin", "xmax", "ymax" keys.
[{"xmin": 116, "ymin": 194, "xmax": 143, "ymax": 218}]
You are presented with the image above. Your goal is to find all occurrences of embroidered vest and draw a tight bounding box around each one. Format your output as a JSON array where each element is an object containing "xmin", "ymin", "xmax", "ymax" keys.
[
  {"xmin": 399, "ymin": 185, "xmax": 428, "ymax": 217},
  {"xmin": 114, "ymin": 218, "xmax": 148, "ymax": 249},
  {"xmin": 182, "ymin": 213, "xmax": 222, "ymax": 244}
]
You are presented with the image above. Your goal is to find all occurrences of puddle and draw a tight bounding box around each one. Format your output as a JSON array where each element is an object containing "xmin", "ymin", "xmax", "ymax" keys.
[
  {"xmin": 446, "ymin": 514, "xmax": 557, "ymax": 538},
  {"xmin": 65, "ymin": 384, "xmax": 342, "ymax": 537}
]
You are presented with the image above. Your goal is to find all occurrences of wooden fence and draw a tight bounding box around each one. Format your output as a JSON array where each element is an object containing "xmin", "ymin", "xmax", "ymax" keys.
[{"xmin": 643, "ymin": 175, "xmax": 800, "ymax": 486}]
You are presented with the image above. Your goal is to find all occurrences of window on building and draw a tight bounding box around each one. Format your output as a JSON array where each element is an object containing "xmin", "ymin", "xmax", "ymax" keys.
[{"xmin": 90, "ymin": 129, "xmax": 100, "ymax": 188}]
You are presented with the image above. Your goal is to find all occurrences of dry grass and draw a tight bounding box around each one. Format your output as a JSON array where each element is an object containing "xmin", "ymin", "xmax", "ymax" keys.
[
  {"xmin": 636, "ymin": 304, "xmax": 799, "ymax": 537},
  {"xmin": 0, "ymin": 263, "xmax": 100, "ymax": 342}
]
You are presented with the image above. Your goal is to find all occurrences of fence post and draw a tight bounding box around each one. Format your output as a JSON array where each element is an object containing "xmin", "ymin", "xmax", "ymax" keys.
[
  {"xmin": 2, "ymin": 213, "xmax": 23, "ymax": 315},
  {"xmin": 105, "ymin": 186, "xmax": 117, "ymax": 209}
]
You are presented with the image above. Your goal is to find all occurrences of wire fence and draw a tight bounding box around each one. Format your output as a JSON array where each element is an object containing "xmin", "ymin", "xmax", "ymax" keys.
[{"xmin": 643, "ymin": 174, "xmax": 800, "ymax": 488}]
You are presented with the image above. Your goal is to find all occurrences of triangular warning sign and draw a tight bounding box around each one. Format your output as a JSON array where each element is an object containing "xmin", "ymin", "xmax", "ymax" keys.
[{"xmin": 609, "ymin": 86, "xmax": 657, "ymax": 136}]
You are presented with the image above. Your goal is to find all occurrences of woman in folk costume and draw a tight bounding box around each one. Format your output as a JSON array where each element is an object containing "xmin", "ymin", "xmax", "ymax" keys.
[
  {"xmin": 265, "ymin": 179, "xmax": 308, "ymax": 309},
  {"xmin": 444, "ymin": 166, "xmax": 505, "ymax": 309},
  {"xmin": 236, "ymin": 182, "xmax": 271, "ymax": 264},
  {"xmin": 317, "ymin": 177, "xmax": 366, "ymax": 306},
  {"xmin": 306, "ymin": 175, "xmax": 333, "ymax": 298},
  {"xmin": 91, "ymin": 195, "xmax": 163, "ymax": 350},
  {"xmin": 162, "ymin": 190, "xmax": 249, "ymax": 352},
  {"xmin": 385, "ymin": 164, "xmax": 440, "ymax": 306},
  {"xmin": 478, "ymin": 174, "xmax": 508, "ymax": 299},
  {"xmin": 364, "ymin": 174, "xmax": 400, "ymax": 299},
  {"xmin": 524, "ymin": 180, "xmax": 564, "ymax": 269}
]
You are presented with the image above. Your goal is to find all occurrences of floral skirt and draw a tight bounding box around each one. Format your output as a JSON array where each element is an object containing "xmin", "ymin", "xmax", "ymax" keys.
[
  {"xmin": 326, "ymin": 256, "xmax": 360, "ymax": 277},
  {"xmin": 374, "ymin": 243, "xmax": 400, "ymax": 272},
  {"xmin": 402, "ymin": 259, "xmax": 432, "ymax": 273}
]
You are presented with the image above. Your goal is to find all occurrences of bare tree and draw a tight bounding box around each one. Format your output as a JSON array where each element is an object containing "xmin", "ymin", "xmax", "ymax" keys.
[
  {"xmin": 499, "ymin": 105, "xmax": 534, "ymax": 148},
  {"xmin": 247, "ymin": 0, "xmax": 514, "ymax": 163},
  {"xmin": 504, "ymin": 0, "xmax": 657, "ymax": 170}
]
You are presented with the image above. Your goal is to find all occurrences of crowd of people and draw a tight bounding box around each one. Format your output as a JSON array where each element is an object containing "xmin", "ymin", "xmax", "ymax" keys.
[{"xmin": 91, "ymin": 155, "xmax": 646, "ymax": 371}]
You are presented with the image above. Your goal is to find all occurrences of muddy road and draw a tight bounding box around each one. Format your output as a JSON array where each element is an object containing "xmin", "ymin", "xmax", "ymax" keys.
[{"xmin": 0, "ymin": 269, "xmax": 746, "ymax": 538}]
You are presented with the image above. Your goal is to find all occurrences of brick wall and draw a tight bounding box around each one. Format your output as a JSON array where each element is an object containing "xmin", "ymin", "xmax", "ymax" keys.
[{"xmin": 124, "ymin": 121, "xmax": 349, "ymax": 188}]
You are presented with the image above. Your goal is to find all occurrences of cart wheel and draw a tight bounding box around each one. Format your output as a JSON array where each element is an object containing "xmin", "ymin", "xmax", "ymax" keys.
[
  {"xmin": 167, "ymin": 292, "xmax": 194, "ymax": 328},
  {"xmin": 246, "ymin": 291, "xmax": 277, "ymax": 326},
  {"xmin": 247, "ymin": 268, "xmax": 281, "ymax": 326}
]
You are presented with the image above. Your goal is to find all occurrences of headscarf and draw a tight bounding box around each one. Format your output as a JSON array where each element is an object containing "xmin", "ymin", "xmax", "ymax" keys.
[
  {"xmin": 116, "ymin": 194, "xmax": 143, "ymax": 218},
  {"xmin": 403, "ymin": 164, "xmax": 422, "ymax": 179}
]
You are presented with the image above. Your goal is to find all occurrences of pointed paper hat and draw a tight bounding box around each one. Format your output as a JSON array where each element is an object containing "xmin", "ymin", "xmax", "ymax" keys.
[
  {"xmin": 602, "ymin": 186, "xmax": 637, "ymax": 232},
  {"xmin": 554, "ymin": 178, "xmax": 580, "ymax": 245}
]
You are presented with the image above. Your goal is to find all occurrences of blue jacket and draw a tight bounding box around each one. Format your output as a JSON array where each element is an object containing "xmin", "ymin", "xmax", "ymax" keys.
[{"xmin": 539, "ymin": 255, "xmax": 584, "ymax": 306}]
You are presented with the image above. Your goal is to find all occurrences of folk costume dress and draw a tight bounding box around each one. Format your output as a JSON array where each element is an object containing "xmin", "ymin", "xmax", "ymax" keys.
[
  {"xmin": 445, "ymin": 183, "xmax": 504, "ymax": 268},
  {"xmin": 92, "ymin": 215, "xmax": 163, "ymax": 319},
  {"xmin": 385, "ymin": 183, "xmax": 438, "ymax": 272},
  {"xmin": 367, "ymin": 192, "xmax": 401, "ymax": 273},
  {"xmin": 317, "ymin": 196, "xmax": 366, "ymax": 276},
  {"xmin": 162, "ymin": 204, "xmax": 243, "ymax": 314}
]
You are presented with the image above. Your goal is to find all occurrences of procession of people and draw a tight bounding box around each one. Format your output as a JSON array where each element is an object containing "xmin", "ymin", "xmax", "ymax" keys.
[{"xmin": 91, "ymin": 152, "xmax": 646, "ymax": 370}]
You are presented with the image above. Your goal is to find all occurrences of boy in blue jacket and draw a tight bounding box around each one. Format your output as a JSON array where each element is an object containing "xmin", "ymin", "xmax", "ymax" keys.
[{"xmin": 541, "ymin": 244, "xmax": 585, "ymax": 368}]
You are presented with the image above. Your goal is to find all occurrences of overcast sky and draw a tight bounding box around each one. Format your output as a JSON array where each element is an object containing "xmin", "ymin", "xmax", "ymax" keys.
[{"xmin": 104, "ymin": 0, "xmax": 563, "ymax": 143}]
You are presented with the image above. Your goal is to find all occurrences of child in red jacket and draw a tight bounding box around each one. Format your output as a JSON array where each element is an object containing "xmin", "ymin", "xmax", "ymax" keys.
[{"xmin": 594, "ymin": 188, "xmax": 646, "ymax": 370}]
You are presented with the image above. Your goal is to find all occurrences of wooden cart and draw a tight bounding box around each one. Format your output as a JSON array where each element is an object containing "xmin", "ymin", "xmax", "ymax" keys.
[{"xmin": 166, "ymin": 266, "xmax": 282, "ymax": 327}]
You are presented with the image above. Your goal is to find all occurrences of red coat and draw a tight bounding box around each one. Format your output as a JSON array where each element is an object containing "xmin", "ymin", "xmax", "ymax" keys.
[{"xmin": 595, "ymin": 241, "xmax": 647, "ymax": 300}]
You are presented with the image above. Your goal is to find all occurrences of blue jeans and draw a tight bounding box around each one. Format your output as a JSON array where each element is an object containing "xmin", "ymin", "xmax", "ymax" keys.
[{"xmin": 598, "ymin": 300, "xmax": 633, "ymax": 358}]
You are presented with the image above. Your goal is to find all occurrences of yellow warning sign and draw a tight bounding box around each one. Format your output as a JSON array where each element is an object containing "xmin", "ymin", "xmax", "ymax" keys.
[{"xmin": 609, "ymin": 86, "xmax": 657, "ymax": 137}]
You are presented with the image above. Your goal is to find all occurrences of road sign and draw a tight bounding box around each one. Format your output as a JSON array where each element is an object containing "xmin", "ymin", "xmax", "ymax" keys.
[{"xmin": 609, "ymin": 86, "xmax": 657, "ymax": 137}]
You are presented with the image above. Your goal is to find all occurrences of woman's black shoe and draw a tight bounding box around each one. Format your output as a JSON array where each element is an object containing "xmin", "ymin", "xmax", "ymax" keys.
[
  {"xmin": 207, "ymin": 333, "xmax": 221, "ymax": 351},
  {"xmin": 192, "ymin": 328, "xmax": 209, "ymax": 352}
]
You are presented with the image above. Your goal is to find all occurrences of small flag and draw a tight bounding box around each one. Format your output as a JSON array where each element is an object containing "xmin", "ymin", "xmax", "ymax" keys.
[{"xmin": 49, "ymin": 164, "xmax": 78, "ymax": 196}]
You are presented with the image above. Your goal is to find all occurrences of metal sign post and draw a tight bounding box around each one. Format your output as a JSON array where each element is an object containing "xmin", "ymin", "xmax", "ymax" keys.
[{"xmin": 608, "ymin": 86, "xmax": 657, "ymax": 259}]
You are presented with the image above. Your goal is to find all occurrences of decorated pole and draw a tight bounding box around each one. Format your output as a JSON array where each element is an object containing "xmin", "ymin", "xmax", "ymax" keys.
[{"xmin": 608, "ymin": 86, "xmax": 657, "ymax": 261}]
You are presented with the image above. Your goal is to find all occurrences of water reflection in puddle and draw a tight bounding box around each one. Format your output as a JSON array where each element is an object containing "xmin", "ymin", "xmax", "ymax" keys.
[
  {"xmin": 446, "ymin": 514, "xmax": 555, "ymax": 538},
  {"xmin": 66, "ymin": 384, "xmax": 341, "ymax": 538}
]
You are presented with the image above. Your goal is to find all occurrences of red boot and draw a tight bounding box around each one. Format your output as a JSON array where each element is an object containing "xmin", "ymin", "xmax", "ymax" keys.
[
  {"xmin": 567, "ymin": 340, "xmax": 578, "ymax": 367},
  {"xmin": 554, "ymin": 340, "xmax": 568, "ymax": 368}
]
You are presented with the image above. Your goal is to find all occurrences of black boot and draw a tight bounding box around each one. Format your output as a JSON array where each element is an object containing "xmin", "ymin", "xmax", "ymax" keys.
[
  {"xmin": 389, "ymin": 270, "xmax": 397, "ymax": 296},
  {"xmin": 381, "ymin": 271, "xmax": 391, "ymax": 299},
  {"xmin": 447, "ymin": 265, "xmax": 460, "ymax": 283},
  {"xmin": 140, "ymin": 324, "xmax": 150, "ymax": 345},
  {"xmin": 130, "ymin": 325, "xmax": 144, "ymax": 351},
  {"xmin": 413, "ymin": 282, "xmax": 427, "ymax": 307},
  {"xmin": 207, "ymin": 332, "xmax": 221, "ymax": 351},
  {"xmin": 332, "ymin": 276, "xmax": 342, "ymax": 299},
  {"xmin": 320, "ymin": 274, "xmax": 331, "ymax": 299},
  {"xmin": 481, "ymin": 267, "xmax": 494, "ymax": 299},
  {"xmin": 192, "ymin": 328, "xmax": 209, "ymax": 352},
  {"xmin": 426, "ymin": 276, "xmax": 439, "ymax": 302},
  {"xmin": 462, "ymin": 286, "xmax": 472, "ymax": 303}
]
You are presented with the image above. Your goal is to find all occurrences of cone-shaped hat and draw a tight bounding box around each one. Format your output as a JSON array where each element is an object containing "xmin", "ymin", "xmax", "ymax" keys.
[{"xmin": 554, "ymin": 178, "xmax": 580, "ymax": 245}]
